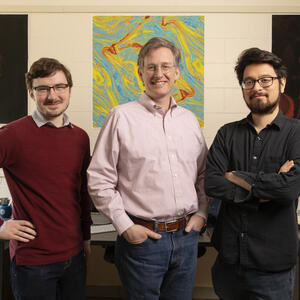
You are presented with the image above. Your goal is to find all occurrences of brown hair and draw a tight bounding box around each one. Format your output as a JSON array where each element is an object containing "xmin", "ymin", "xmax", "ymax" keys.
[{"xmin": 25, "ymin": 57, "xmax": 73, "ymax": 90}]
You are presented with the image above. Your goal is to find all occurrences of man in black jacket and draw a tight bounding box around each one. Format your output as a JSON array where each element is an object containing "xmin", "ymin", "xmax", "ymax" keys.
[{"xmin": 205, "ymin": 47, "xmax": 300, "ymax": 300}]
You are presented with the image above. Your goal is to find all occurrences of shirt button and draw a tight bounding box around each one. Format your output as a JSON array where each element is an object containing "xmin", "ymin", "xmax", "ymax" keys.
[
  {"xmin": 173, "ymin": 173, "xmax": 178, "ymax": 177},
  {"xmin": 253, "ymin": 156, "xmax": 257, "ymax": 160}
]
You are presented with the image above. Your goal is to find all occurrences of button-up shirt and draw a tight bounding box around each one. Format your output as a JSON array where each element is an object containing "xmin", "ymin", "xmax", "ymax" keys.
[
  {"xmin": 205, "ymin": 111, "xmax": 300, "ymax": 271},
  {"xmin": 32, "ymin": 109, "xmax": 72, "ymax": 128},
  {"xmin": 88, "ymin": 92, "xmax": 208, "ymax": 234}
]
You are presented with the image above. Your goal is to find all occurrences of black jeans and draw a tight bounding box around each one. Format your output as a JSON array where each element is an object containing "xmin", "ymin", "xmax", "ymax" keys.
[
  {"xmin": 11, "ymin": 250, "xmax": 86, "ymax": 300},
  {"xmin": 212, "ymin": 255, "xmax": 296, "ymax": 300}
]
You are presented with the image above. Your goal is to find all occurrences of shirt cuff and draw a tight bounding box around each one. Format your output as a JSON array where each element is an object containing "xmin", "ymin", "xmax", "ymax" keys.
[{"xmin": 112, "ymin": 212, "xmax": 134, "ymax": 235}]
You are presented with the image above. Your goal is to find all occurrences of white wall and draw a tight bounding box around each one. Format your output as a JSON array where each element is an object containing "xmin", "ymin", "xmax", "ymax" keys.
[
  {"xmin": 0, "ymin": 2, "xmax": 298, "ymax": 196},
  {"xmin": 0, "ymin": 1, "xmax": 299, "ymax": 293},
  {"xmin": 26, "ymin": 12, "xmax": 272, "ymax": 149}
]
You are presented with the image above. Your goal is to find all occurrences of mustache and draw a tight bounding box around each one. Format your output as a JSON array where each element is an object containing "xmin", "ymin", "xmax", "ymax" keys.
[
  {"xmin": 249, "ymin": 92, "xmax": 267, "ymax": 100},
  {"xmin": 44, "ymin": 99, "xmax": 62, "ymax": 105}
]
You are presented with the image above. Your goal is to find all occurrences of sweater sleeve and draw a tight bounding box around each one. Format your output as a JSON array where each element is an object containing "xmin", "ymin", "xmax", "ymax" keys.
[
  {"xmin": 80, "ymin": 134, "xmax": 92, "ymax": 241},
  {"xmin": 0, "ymin": 125, "xmax": 17, "ymax": 168}
]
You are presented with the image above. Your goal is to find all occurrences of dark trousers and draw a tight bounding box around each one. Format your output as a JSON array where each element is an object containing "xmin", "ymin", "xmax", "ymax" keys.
[
  {"xmin": 212, "ymin": 255, "xmax": 296, "ymax": 300},
  {"xmin": 11, "ymin": 250, "xmax": 86, "ymax": 300}
]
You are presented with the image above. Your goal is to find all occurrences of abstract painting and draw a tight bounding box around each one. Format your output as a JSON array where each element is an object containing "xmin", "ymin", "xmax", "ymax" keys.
[{"xmin": 93, "ymin": 16, "xmax": 204, "ymax": 127}]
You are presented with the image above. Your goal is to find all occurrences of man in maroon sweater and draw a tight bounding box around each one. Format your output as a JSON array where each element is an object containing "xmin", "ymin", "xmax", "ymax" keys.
[{"xmin": 0, "ymin": 58, "xmax": 92, "ymax": 299}]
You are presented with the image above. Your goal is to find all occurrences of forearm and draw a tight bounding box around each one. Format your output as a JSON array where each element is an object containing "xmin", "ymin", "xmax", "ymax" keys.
[
  {"xmin": 87, "ymin": 169, "xmax": 133, "ymax": 234},
  {"xmin": 225, "ymin": 172, "xmax": 252, "ymax": 191},
  {"xmin": 205, "ymin": 174, "xmax": 237, "ymax": 203},
  {"xmin": 89, "ymin": 189, "xmax": 134, "ymax": 235},
  {"xmin": 235, "ymin": 161, "xmax": 300, "ymax": 204},
  {"xmin": 252, "ymin": 171, "xmax": 300, "ymax": 204},
  {"xmin": 227, "ymin": 165, "xmax": 300, "ymax": 205},
  {"xmin": 206, "ymin": 169, "xmax": 259, "ymax": 208},
  {"xmin": 196, "ymin": 154, "xmax": 210, "ymax": 219}
]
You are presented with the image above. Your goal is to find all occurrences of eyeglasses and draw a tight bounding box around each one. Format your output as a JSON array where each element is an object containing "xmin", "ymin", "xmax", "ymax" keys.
[
  {"xmin": 145, "ymin": 64, "xmax": 175, "ymax": 74},
  {"xmin": 241, "ymin": 77, "xmax": 279, "ymax": 90},
  {"xmin": 32, "ymin": 84, "xmax": 70, "ymax": 95}
]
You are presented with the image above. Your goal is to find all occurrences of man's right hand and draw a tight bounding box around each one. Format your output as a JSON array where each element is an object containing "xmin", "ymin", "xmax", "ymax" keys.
[
  {"xmin": 278, "ymin": 160, "xmax": 294, "ymax": 173},
  {"xmin": 122, "ymin": 224, "xmax": 162, "ymax": 244},
  {"xmin": 0, "ymin": 219, "xmax": 36, "ymax": 242}
]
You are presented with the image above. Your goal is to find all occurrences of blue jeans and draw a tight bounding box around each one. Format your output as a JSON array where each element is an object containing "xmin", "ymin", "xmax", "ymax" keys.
[
  {"xmin": 212, "ymin": 256, "xmax": 296, "ymax": 300},
  {"xmin": 115, "ymin": 228, "xmax": 199, "ymax": 300},
  {"xmin": 11, "ymin": 250, "xmax": 86, "ymax": 300}
]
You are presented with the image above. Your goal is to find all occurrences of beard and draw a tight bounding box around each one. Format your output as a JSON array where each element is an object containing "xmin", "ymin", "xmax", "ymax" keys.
[
  {"xmin": 41, "ymin": 99, "xmax": 69, "ymax": 120},
  {"xmin": 244, "ymin": 91, "xmax": 280, "ymax": 115}
]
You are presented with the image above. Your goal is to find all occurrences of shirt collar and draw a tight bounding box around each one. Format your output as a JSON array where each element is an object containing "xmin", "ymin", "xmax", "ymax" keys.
[
  {"xmin": 245, "ymin": 110, "xmax": 284, "ymax": 130},
  {"xmin": 32, "ymin": 110, "xmax": 73, "ymax": 128},
  {"xmin": 137, "ymin": 92, "xmax": 178, "ymax": 115}
]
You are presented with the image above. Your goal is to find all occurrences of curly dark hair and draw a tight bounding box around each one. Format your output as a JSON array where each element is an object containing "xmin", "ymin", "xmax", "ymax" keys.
[
  {"xmin": 25, "ymin": 57, "xmax": 73, "ymax": 90},
  {"xmin": 235, "ymin": 47, "xmax": 287, "ymax": 85}
]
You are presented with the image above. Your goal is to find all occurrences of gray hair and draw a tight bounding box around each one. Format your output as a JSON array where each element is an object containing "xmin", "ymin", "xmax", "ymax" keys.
[{"xmin": 138, "ymin": 37, "xmax": 181, "ymax": 71}]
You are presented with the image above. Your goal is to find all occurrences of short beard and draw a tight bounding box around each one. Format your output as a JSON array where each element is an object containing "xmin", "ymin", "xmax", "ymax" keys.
[
  {"xmin": 245, "ymin": 89, "xmax": 281, "ymax": 115},
  {"xmin": 247, "ymin": 96, "xmax": 280, "ymax": 115}
]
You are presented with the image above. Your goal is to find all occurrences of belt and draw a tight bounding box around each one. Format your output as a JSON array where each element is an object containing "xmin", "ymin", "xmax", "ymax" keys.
[{"xmin": 130, "ymin": 214, "xmax": 192, "ymax": 232}]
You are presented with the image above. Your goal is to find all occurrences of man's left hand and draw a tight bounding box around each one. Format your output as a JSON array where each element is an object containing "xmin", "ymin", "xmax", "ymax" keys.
[{"xmin": 185, "ymin": 215, "xmax": 205, "ymax": 233}]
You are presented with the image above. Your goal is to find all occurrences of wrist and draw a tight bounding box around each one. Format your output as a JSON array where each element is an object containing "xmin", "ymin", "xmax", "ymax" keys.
[{"xmin": 0, "ymin": 221, "xmax": 6, "ymax": 233}]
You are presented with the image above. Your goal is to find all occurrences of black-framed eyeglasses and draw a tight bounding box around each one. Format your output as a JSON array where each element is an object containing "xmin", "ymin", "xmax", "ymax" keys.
[
  {"xmin": 32, "ymin": 84, "xmax": 70, "ymax": 95},
  {"xmin": 241, "ymin": 77, "xmax": 279, "ymax": 90}
]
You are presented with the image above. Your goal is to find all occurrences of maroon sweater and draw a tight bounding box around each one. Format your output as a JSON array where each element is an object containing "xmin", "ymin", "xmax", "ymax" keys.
[{"xmin": 0, "ymin": 116, "xmax": 92, "ymax": 265}]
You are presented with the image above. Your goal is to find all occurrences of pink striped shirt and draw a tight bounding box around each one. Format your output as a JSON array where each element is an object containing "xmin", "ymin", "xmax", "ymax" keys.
[{"xmin": 88, "ymin": 93, "xmax": 209, "ymax": 234}]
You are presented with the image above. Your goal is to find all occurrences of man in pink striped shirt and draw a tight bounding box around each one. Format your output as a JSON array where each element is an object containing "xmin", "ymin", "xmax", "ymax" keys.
[{"xmin": 88, "ymin": 37, "xmax": 209, "ymax": 300}]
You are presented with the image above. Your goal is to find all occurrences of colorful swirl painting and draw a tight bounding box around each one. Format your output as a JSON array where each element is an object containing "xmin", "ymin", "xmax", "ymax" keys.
[{"xmin": 93, "ymin": 16, "xmax": 204, "ymax": 127}]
